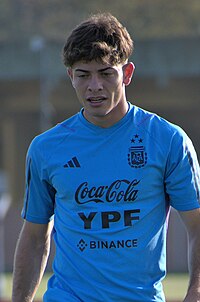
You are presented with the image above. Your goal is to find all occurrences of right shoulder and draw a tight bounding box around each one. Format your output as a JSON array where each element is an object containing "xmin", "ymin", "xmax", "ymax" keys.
[{"xmin": 28, "ymin": 113, "xmax": 80, "ymax": 159}]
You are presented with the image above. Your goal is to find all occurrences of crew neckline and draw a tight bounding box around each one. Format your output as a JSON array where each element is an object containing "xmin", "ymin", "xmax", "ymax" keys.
[{"xmin": 78, "ymin": 102, "xmax": 133, "ymax": 133}]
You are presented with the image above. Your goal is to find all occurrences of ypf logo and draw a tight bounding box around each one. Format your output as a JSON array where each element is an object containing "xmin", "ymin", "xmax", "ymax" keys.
[{"xmin": 128, "ymin": 134, "xmax": 147, "ymax": 168}]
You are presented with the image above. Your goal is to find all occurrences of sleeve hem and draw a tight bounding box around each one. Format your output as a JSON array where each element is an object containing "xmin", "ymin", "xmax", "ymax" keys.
[
  {"xmin": 21, "ymin": 213, "xmax": 54, "ymax": 224},
  {"xmin": 171, "ymin": 203, "xmax": 200, "ymax": 212}
]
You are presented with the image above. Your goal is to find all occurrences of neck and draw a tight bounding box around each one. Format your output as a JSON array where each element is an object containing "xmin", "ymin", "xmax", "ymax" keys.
[{"xmin": 83, "ymin": 100, "xmax": 129, "ymax": 128}]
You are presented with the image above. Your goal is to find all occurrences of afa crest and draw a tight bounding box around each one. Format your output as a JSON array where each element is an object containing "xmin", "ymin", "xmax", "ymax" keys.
[{"xmin": 128, "ymin": 134, "xmax": 147, "ymax": 168}]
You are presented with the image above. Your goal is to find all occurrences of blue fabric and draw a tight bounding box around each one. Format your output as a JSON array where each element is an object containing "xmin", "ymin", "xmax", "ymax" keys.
[{"xmin": 22, "ymin": 103, "xmax": 200, "ymax": 301}]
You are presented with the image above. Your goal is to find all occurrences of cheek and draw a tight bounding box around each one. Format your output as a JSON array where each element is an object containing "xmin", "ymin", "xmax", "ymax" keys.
[
  {"xmin": 110, "ymin": 75, "xmax": 123, "ymax": 88},
  {"xmin": 105, "ymin": 79, "xmax": 118, "ymax": 92},
  {"xmin": 73, "ymin": 84, "xmax": 88, "ymax": 104},
  {"xmin": 73, "ymin": 80, "xmax": 84, "ymax": 95},
  {"xmin": 111, "ymin": 79, "xmax": 123, "ymax": 94}
]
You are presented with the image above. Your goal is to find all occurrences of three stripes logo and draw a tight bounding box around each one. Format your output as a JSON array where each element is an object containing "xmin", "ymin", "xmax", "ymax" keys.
[{"xmin": 64, "ymin": 156, "xmax": 81, "ymax": 168}]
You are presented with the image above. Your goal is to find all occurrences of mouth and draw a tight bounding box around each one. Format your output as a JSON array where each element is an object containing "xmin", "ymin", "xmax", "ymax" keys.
[{"xmin": 87, "ymin": 96, "xmax": 106, "ymax": 104}]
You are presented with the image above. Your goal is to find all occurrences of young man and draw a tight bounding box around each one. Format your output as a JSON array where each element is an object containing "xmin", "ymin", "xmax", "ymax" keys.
[{"xmin": 12, "ymin": 13, "xmax": 200, "ymax": 302}]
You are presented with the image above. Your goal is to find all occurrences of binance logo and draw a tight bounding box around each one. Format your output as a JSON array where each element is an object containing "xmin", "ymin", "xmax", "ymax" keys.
[
  {"xmin": 77, "ymin": 239, "xmax": 88, "ymax": 252},
  {"xmin": 77, "ymin": 238, "xmax": 138, "ymax": 252}
]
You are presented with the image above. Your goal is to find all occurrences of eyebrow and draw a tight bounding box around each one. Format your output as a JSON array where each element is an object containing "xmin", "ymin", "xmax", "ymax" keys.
[
  {"xmin": 74, "ymin": 67, "xmax": 114, "ymax": 73},
  {"xmin": 74, "ymin": 69, "xmax": 89, "ymax": 73}
]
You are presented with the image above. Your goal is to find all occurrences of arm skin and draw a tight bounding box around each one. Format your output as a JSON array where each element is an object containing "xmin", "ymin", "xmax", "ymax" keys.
[
  {"xmin": 12, "ymin": 220, "xmax": 54, "ymax": 302},
  {"xmin": 178, "ymin": 208, "xmax": 200, "ymax": 302}
]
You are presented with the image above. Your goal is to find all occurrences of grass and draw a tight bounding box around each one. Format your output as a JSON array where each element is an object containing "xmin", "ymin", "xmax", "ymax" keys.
[
  {"xmin": 163, "ymin": 273, "xmax": 189, "ymax": 300},
  {"xmin": 0, "ymin": 272, "xmax": 189, "ymax": 301}
]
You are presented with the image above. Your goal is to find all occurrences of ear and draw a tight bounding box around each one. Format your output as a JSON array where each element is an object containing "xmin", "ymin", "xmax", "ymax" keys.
[
  {"xmin": 123, "ymin": 62, "xmax": 135, "ymax": 86},
  {"xmin": 67, "ymin": 68, "xmax": 73, "ymax": 81},
  {"xmin": 67, "ymin": 68, "xmax": 75, "ymax": 88}
]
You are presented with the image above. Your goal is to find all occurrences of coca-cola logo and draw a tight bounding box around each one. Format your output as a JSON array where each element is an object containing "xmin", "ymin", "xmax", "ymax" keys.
[{"xmin": 75, "ymin": 179, "xmax": 140, "ymax": 204}]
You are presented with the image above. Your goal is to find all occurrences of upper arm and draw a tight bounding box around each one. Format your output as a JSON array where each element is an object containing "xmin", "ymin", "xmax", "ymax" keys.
[{"xmin": 178, "ymin": 208, "xmax": 200, "ymax": 237}]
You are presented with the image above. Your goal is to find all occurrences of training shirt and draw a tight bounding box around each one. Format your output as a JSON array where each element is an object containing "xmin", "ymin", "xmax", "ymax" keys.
[{"xmin": 22, "ymin": 103, "xmax": 200, "ymax": 302}]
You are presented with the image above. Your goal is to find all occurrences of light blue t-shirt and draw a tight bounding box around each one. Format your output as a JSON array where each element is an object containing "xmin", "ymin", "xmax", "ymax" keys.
[{"xmin": 22, "ymin": 103, "xmax": 200, "ymax": 302}]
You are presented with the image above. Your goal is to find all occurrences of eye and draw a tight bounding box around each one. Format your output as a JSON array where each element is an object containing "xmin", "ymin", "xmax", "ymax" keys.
[
  {"xmin": 77, "ymin": 74, "xmax": 88, "ymax": 78},
  {"xmin": 101, "ymin": 72, "xmax": 112, "ymax": 77}
]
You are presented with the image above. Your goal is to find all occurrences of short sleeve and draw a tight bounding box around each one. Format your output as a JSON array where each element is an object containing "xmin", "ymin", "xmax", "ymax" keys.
[
  {"xmin": 165, "ymin": 129, "xmax": 200, "ymax": 211},
  {"xmin": 21, "ymin": 139, "xmax": 55, "ymax": 223}
]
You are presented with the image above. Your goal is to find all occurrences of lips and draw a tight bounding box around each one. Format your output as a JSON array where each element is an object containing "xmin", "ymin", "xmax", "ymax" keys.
[{"xmin": 87, "ymin": 96, "xmax": 106, "ymax": 103}]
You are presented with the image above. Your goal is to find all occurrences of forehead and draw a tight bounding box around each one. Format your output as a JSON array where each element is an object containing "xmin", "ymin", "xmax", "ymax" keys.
[{"xmin": 71, "ymin": 60, "xmax": 122, "ymax": 72}]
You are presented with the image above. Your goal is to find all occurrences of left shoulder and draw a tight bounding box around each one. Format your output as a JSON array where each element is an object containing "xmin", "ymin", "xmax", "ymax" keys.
[{"xmin": 130, "ymin": 104, "xmax": 189, "ymax": 142}]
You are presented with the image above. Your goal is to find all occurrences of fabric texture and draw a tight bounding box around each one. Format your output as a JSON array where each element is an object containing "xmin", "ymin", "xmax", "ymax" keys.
[{"xmin": 22, "ymin": 103, "xmax": 200, "ymax": 302}]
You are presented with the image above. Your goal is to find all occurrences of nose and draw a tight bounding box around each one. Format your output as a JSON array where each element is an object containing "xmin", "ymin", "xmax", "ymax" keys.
[{"xmin": 87, "ymin": 75, "xmax": 103, "ymax": 92}]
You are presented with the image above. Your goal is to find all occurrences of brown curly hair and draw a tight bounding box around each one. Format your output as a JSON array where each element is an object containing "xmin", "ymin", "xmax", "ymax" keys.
[{"xmin": 62, "ymin": 13, "xmax": 133, "ymax": 67}]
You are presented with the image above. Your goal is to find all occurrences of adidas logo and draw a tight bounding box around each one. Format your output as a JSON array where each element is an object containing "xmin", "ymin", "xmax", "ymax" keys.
[{"xmin": 64, "ymin": 157, "xmax": 81, "ymax": 168}]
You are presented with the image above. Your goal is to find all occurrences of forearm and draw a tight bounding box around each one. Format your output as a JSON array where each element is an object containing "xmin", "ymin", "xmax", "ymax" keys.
[
  {"xmin": 12, "ymin": 224, "xmax": 51, "ymax": 302},
  {"xmin": 183, "ymin": 232, "xmax": 200, "ymax": 301},
  {"xmin": 178, "ymin": 209, "xmax": 200, "ymax": 302}
]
